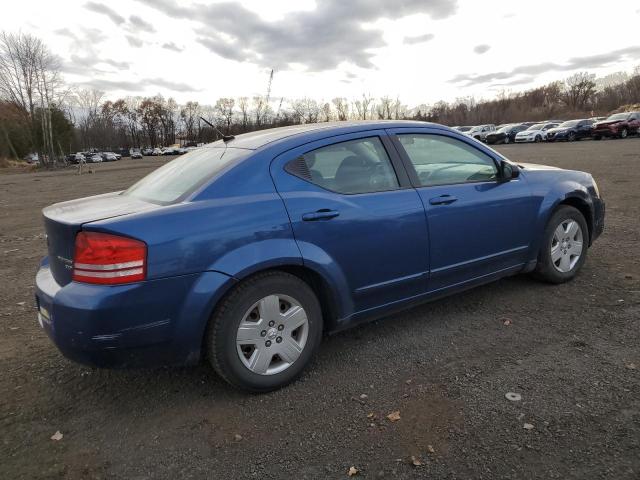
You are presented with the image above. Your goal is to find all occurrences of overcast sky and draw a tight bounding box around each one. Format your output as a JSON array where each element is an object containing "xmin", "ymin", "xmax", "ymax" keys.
[{"xmin": 3, "ymin": 0, "xmax": 640, "ymax": 106}]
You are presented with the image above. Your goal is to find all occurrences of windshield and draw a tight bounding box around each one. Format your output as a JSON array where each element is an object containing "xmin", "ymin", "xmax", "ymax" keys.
[
  {"xmin": 497, "ymin": 125, "xmax": 513, "ymax": 133},
  {"xmin": 606, "ymin": 113, "xmax": 628, "ymax": 121},
  {"xmin": 469, "ymin": 126, "xmax": 484, "ymax": 132},
  {"xmin": 527, "ymin": 123, "xmax": 544, "ymax": 130},
  {"xmin": 457, "ymin": 126, "xmax": 472, "ymax": 132},
  {"xmin": 558, "ymin": 120, "xmax": 579, "ymax": 128},
  {"xmin": 124, "ymin": 147, "xmax": 250, "ymax": 204}
]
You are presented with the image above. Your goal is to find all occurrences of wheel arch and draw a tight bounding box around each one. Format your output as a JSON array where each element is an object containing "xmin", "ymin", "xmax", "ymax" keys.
[{"xmin": 556, "ymin": 196, "xmax": 594, "ymax": 245}]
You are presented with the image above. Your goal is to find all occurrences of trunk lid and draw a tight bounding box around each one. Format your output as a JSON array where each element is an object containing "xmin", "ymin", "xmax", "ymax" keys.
[{"xmin": 42, "ymin": 192, "xmax": 160, "ymax": 286}]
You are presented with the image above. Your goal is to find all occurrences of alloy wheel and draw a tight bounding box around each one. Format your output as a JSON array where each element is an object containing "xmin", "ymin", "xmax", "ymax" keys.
[
  {"xmin": 236, "ymin": 294, "xmax": 309, "ymax": 375},
  {"xmin": 550, "ymin": 219, "xmax": 583, "ymax": 273}
]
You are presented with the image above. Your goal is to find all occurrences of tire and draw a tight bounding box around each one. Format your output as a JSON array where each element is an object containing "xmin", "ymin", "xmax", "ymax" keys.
[
  {"xmin": 533, "ymin": 206, "xmax": 589, "ymax": 284},
  {"xmin": 504, "ymin": 136, "xmax": 510, "ymax": 144},
  {"xmin": 568, "ymin": 132, "xmax": 576, "ymax": 142},
  {"xmin": 206, "ymin": 271, "xmax": 323, "ymax": 392},
  {"xmin": 593, "ymin": 135, "xmax": 601, "ymax": 141},
  {"xmin": 535, "ymin": 135, "xmax": 542, "ymax": 143},
  {"xmin": 620, "ymin": 128, "xmax": 628, "ymax": 139}
]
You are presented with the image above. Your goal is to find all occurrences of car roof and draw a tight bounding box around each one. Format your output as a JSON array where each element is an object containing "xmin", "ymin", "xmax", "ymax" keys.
[{"xmin": 207, "ymin": 120, "xmax": 442, "ymax": 150}]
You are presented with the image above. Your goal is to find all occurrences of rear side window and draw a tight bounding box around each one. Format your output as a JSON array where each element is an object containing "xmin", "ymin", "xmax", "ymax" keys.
[
  {"xmin": 287, "ymin": 137, "xmax": 399, "ymax": 194},
  {"xmin": 124, "ymin": 147, "xmax": 249, "ymax": 204},
  {"xmin": 397, "ymin": 134, "xmax": 498, "ymax": 187}
]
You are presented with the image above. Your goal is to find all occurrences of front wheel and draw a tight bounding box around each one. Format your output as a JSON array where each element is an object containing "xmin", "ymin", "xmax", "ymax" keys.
[
  {"xmin": 535, "ymin": 135, "xmax": 542, "ymax": 143},
  {"xmin": 568, "ymin": 132, "xmax": 576, "ymax": 142},
  {"xmin": 504, "ymin": 136, "xmax": 510, "ymax": 144},
  {"xmin": 620, "ymin": 128, "xmax": 628, "ymax": 139},
  {"xmin": 533, "ymin": 206, "xmax": 588, "ymax": 284},
  {"xmin": 206, "ymin": 271, "xmax": 323, "ymax": 392}
]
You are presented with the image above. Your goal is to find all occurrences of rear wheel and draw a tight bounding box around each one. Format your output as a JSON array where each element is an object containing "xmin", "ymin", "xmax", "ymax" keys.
[
  {"xmin": 568, "ymin": 132, "xmax": 576, "ymax": 142},
  {"xmin": 504, "ymin": 136, "xmax": 510, "ymax": 144},
  {"xmin": 533, "ymin": 206, "xmax": 588, "ymax": 284},
  {"xmin": 535, "ymin": 135, "xmax": 542, "ymax": 143},
  {"xmin": 206, "ymin": 271, "xmax": 323, "ymax": 392},
  {"xmin": 620, "ymin": 128, "xmax": 628, "ymax": 139}
]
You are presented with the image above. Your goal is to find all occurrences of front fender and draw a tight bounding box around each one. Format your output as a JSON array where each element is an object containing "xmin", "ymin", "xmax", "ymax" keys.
[{"xmin": 529, "ymin": 179, "xmax": 593, "ymax": 260}]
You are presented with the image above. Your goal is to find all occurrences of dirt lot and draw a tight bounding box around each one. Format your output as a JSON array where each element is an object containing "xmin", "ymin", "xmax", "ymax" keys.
[{"xmin": 1, "ymin": 139, "xmax": 639, "ymax": 479}]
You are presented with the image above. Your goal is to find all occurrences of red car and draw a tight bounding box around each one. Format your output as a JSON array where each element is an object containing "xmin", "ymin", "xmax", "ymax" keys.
[{"xmin": 592, "ymin": 112, "xmax": 640, "ymax": 140}]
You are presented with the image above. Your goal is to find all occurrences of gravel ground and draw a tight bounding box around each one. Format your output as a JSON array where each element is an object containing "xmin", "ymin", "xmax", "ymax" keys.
[{"xmin": 1, "ymin": 139, "xmax": 639, "ymax": 479}]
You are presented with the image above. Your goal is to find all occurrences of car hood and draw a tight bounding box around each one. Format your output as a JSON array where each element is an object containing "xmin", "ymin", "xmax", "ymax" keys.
[
  {"xmin": 546, "ymin": 127, "xmax": 569, "ymax": 133},
  {"xmin": 517, "ymin": 130, "xmax": 542, "ymax": 135},
  {"xmin": 595, "ymin": 119, "xmax": 623, "ymax": 126},
  {"xmin": 518, "ymin": 162, "xmax": 561, "ymax": 171}
]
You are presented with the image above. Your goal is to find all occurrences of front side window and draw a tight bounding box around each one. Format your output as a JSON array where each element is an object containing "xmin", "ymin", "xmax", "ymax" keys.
[
  {"xmin": 293, "ymin": 137, "xmax": 399, "ymax": 194},
  {"xmin": 397, "ymin": 134, "xmax": 498, "ymax": 187}
]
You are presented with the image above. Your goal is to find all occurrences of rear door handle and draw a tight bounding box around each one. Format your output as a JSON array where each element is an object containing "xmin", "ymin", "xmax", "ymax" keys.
[
  {"xmin": 429, "ymin": 195, "xmax": 458, "ymax": 205},
  {"xmin": 302, "ymin": 209, "xmax": 340, "ymax": 221}
]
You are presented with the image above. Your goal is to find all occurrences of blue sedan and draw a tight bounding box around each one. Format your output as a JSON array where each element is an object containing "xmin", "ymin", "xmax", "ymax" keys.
[{"xmin": 36, "ymin": 121, "xmax": 605, "ymax": 391}]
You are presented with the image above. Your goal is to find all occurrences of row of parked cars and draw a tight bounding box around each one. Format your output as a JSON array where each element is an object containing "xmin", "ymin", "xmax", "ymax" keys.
[
  {"xmin": 66, "ymin": 146, "xmax": 200, "ymax": 164},
  {"xmin": 452, "ymin": 111, "xmax": 640, "ymax": 145},
  {"xmin": 67, "ymin": 151, "xmax": 123, "ymax": 164}
]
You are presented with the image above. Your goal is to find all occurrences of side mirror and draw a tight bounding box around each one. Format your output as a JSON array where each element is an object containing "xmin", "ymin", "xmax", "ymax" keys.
[{"xmin": 500, "ymin": 161, "xmax": 519, "ymax": 181}]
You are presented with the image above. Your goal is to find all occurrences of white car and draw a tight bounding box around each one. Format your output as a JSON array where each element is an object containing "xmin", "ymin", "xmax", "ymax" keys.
[
  {"xmin": 152, "ymin": 148, "xmax": 163, "ymax": 156},
  {"xmin": 515, "ymin": 122, "xmax": 560, "ymax": 143},
  {"xmin": 465, "ymin": 124, "xmax": 496, "ymax": 142},
  {"xmin": 87, "ymin": 154, "xmax": 103, "ymax": 163}
]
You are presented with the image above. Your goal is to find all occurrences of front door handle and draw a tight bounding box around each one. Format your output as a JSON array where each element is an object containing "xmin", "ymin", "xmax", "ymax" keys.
[
  {"xmin": 302, "ymin": 209, "xmax": 340, "ymax": 221},
  {"xmin": 429, "ymin": 195, "xmax": 458, "ymax": 206}
]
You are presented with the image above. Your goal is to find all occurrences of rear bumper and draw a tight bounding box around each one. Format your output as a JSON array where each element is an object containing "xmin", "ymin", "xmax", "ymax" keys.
[{"xmin": 35, "ymin": 259, "xmax": 235, "ymax": 368}]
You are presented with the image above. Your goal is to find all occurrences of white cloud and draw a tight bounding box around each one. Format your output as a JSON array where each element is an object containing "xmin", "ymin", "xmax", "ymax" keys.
[{"xmin": 0, "ymin": 0, "xmax": 639, "ymax": 106}]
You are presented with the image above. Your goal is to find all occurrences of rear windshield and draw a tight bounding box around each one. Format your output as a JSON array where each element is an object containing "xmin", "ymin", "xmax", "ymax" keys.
[{"xmin": 123, "ymin": 147, "xmax": 250, "ymax": 204}]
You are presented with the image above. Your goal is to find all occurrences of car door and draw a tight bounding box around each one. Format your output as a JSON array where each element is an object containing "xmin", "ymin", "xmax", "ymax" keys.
[
  {"xmin": 577, "ymin": 120, "xmax": 592, "ymax": 139},
  {"xmin": 388, "ymin": 127, "xmax": 538, "ymax": 292},
  {"xmin": 270, "ymin": 131, "xmax": 430, "ymax": 317}
]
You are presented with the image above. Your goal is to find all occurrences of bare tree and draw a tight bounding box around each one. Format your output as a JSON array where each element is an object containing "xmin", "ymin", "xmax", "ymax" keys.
[
  {"xmin": 332, "ymin": 97, "xmax": 349, "ymax": 121},
  {"xmin": 562, "ymin": 72, "xmax": 596, "ymax": 111},
  {"xmin": 238, "ymin": 96, "xmax": 249, "ymax": 128},
  {"xmin": 0, "ymin": 31, "xmax": 65, "ymax": 165},
  {"xmin": 215, "ymin": 97, "xmax": 235, "ymax": 133},
  {"xmin": 353, "ymin": 94, "xmax": 373, "ymax": 120}
]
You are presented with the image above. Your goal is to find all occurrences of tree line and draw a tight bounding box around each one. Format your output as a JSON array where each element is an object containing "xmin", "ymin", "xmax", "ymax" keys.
[{"xmin": 1, "ymin": 30, "xmax": 639, "ymax": 167}]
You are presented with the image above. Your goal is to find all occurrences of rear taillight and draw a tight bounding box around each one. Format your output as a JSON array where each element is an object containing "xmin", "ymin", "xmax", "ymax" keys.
[{"xmin": 72, "ymin": 232, "xmax": 147, "ymax": 285}]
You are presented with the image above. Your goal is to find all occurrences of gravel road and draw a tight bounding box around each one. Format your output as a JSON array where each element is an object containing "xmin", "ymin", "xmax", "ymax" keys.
[{"xmin": 1, "ymin": 139, "xmax": 639, "ymax": 479}]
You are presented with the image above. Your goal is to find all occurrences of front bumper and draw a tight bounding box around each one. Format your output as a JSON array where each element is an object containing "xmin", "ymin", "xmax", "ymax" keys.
[
  {"xmin": 35, "ymin": 259, "xmax": 235, "ymax": 368},
  {"xmin": 592, "ymin": 128, "xmax": 618, "ymax": 137},
  {"xmin": 515, "ymin": 136, "xmax": 534, "ymax": 143}
]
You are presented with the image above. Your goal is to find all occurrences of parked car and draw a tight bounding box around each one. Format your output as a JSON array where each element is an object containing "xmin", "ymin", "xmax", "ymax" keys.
[
  {"xmin": 101, "ymin": 152, "xmax": 118, "ymax": 162},
  {"xmin": 35, "ymin": 121, "xmax": 605, "ymax": 391},
  {"xmin": 546, "ymin": 119, "xmax": 593, "ymax": 142},
  {"xmin": 119, "ymin": 148, "xmax": 130, "ymax": 158},
  {"xmin": 142, "ymin": 147, "xmax": 154, "ymax": 156},
  {"xmin": 162, "ymin": 147, "xmax": 177, "ymax": 156},
  {"xmin": 466, "ymin": 124, "xmax": 496, "ymax": 142},
  {"xmin": 24, "ymin": 153, "xmax": 40, "ymax": 165},
  {"xmin": 485, "ymin": 124, "xmax": 529, "ymax": 144},
  {"xmin": 87, "ymin": 154, "xmax": 103, "ymax": 163},
  {"xmin": 592, "ymin": 112, "xmax": 640, "ymax": 140},
  {"xmin": 151, "ymin": 148, "xmax": 163, "ymax": 156},
  {"xmin": 67, "ymin": 153, "xmax": 84, "ymax": 164},
  {"xmin": 131, "ymin": 150, "xmax": 143, "ymax": 159},
  {"xmin": 452, "ymin": 126, "xmax": 473, "ymax": 133},
  {"xmin": 515, "ymin": 122, "xmax": 560, "ymax": 143}
]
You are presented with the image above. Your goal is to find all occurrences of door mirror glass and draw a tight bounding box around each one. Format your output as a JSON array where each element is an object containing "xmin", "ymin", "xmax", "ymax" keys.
[{"xmin": 500, "ymin": 161, "xmax": 519, "ymax": 181}]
